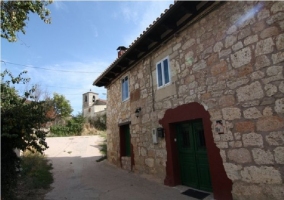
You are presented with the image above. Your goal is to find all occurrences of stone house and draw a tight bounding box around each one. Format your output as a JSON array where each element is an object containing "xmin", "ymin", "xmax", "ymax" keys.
[
  {"xmin": 82, "ymin": 91, "xmax": 106, "ymax": 119},
  {"xmin": 93, "ymin": 1, "xmax": 284, "ymax": 200}
]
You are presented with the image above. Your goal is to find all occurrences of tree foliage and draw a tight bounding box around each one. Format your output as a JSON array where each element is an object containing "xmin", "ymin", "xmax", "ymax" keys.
[
  {"xmin": 52, "ymin": 93, "xmax": 73, "ymax": 118},
  {"xmin": 1, "ymin": 70, "xmax": 53, "ymax": 199},
  {"xmin": 50, "ymin": 113, "xmax": 85, "ymax": 136},
  {"xmin": 1, "ymin": 0, "xmax": 53, "ymax": 42}
]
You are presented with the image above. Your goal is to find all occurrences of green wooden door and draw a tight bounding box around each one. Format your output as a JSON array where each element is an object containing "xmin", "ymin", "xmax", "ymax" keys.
[
  {"xmin": 176, "ymin": 119, "xmax": 212, "ymax": 192},
  {"xmin": 124, "ymin": 125, "xmax": 131, "ymax": 157}
]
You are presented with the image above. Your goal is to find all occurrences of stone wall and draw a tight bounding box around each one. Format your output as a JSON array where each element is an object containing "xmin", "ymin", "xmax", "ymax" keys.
[{"xmin": 106, "ymin": 1, "xmax": 284, "ymax": 199}]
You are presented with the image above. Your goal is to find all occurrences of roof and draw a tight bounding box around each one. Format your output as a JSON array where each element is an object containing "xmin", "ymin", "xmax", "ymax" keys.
[
  {"xmin": 93, "ymin": 1, "xmax": 215, "ymax": 87},
  {"xmin": 95, "ymin": 99, "xmax": 107, "ymax": 105}
]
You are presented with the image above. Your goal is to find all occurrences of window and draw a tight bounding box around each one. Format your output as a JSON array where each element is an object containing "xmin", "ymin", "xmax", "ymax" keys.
[
  {"xmin": 156, "ymin": 56, "xmax": 171, "ymax": 88},
  {"xmin": 84, "ymin": 95, "xmax": 87, "ymax": 102},
  {"xmin": 122, "ymin": 76, "xmax": 129, "ymax": 101}
]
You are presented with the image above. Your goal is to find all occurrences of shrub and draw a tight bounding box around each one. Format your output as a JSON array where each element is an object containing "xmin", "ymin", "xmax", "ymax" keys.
[
  {"xmin": 89, "ymin": 113, "xmax": 106, "ymax": 131},
  {"xmin": 50, "ymin": 113, "xmax": 85, "ymax": 136}
]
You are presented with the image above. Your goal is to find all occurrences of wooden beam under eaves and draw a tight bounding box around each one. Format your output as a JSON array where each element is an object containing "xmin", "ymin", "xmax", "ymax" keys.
[
  {"xmin": 134, "ymin": 45, "xmax": 148, "ymax": 53},
  {"xmin": 147, "ymin": 34, "xmax": 161, "ymax": 43},
  {"xmin": 160, "ymin": 21, "xmax": 176, "ymax": 30}
]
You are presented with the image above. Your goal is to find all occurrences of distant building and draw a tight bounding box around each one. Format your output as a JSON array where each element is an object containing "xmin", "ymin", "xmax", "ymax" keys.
[{"xmin": 82, "ymin": 91, "xmax": 106, "ymax": 118}]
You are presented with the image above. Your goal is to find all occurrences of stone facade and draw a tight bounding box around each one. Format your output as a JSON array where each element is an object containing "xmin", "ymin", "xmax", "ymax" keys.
[{"xmin": 105, "ymin": 2, "xmax": 284, "ymax": 199}]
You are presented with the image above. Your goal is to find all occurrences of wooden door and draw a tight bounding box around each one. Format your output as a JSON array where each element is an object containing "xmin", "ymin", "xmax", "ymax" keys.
[{"xmin": 176, "ymin": 119, "xmax": 212, "ymax": 191}]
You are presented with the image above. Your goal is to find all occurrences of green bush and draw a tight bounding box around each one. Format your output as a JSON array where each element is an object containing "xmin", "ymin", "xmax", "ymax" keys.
[
  {"xmin": 20, "ymin": 152, "xmax": 53, "ymax": 189},
  {"xmin": 50, "ymin": 113, "xmax": 85, "ymax": 136},
  {"xmin": 89, "ymin": 113, "xmax": 106, "ymax": 131}
]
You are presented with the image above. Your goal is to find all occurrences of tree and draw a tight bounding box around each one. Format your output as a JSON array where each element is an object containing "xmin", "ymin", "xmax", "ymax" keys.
[
  {"xmin": 1, "ymin": 0, "xmax": 53, "ymax": 42},
  {"xmin": 52, "ymin": 93, "xmax": 73, "ymax": 118},
  {"xmin": 1, "ymin": 70, "xmax": 53, "ymax": 198}
]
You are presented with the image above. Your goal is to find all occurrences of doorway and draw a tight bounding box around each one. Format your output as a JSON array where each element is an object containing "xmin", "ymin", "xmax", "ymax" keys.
[
  {"xmin": 176, "ymin": 119, "xmax": 212, "ymax": 192},
  {"xmin": 159, "ymin": 102, "xmax": 232, "ymax": 200}
]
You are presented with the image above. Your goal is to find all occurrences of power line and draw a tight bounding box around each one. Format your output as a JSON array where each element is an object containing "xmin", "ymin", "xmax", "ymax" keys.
[{"xmin": 1, "ymin": 60, "xmax": 103, "ymax": 73}]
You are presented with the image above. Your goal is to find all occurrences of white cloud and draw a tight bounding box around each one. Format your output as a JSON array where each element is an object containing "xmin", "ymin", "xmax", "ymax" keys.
[
  {"xmin": 122, "ymin": 1, "xmax": 173, "ymax": 46},
  {"xmin": 52, "ymin": 1, "xmax": 68, "ymax": 11}
]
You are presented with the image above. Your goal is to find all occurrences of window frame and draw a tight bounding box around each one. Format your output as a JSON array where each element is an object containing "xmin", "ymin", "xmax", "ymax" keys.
[
  {"xmin": 156, "ymin": 56, "xmax": 171, "ymax": 88},
  {"xmin": 121, "ymin": 76, "xmax": 129, "ymax": 102}
]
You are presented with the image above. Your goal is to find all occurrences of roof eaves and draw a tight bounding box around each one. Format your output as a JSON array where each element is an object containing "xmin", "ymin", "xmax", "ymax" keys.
[{"xmin": 93, "ymin": 1, "xmax": 178, "ymax": 87}]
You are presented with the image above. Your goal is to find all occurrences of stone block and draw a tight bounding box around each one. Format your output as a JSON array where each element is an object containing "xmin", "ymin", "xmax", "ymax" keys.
[
  {"xmin": 279, "ymin": 81, "xmax": 284, "ymax": 93},
  {"xmin": 275, "ymin": 98, "xmax": 284, "ymax": 113},
  {"xmin": 232, "ymin": 182, "xmax": 284, "ymax": 200},
  {"xmin": 265, "ymin": 131, "xmax": 284, "ymax": 146},
  {"xmin": 250, "ymin": 71, "xmax": 265, "ymax": 80},
  {"xmin": 211, "ymin": 60, "xmax": 227, "ymax": 76},
  {"xmin": 237, "ymin": 64, "xmax": 253, "ymax": 77},
  {"xmin": 222, "ymin": 107, "xmax": 241, "ymax": 120},
  {"xmin": 231, "ymin": 47, "xmax": 252, "ymax": 68},
  {"xmin": 227, "ymin": 77, "xmax": 249, "ymax": 90},
  {"xmin": 234, "ymin": 132, "xmax": 241, "ymax": 140},
  {"xmin": 182, "ymin": 38, "xmax": 195, "ymax": 50},
  {"xmin": 235, "ymin": 121, "xmax": 255, "ymax": 133},
  {"xmin": 219, "ymin": 48, "xmax": 231, "ymax": 58},
  {"xmin": 255, "ymin": 55, "xmax": 271, "ymax": 70},
  {"xmin": 236, "ymin": 81, "xmax": 264, "ymax": 102},
  {"xmin": 255, "ymin": 38, "xmax": 275, "ymax": 56},
  {"xmin": 238, "ymin": 26, "xmax": 252, "ymax": 40},
  {"xmin": 225, "ymin": 35, "xmax": 237, "ymax": 48},
  {"xmin": 215, "ymin": 141, "xmax": 228, "ymax": 149},
  {"xmin": 244, "ymin": 35, "xmax": 258, "ymax": 46},
  {"xmin": 271, "ymin": 2, "xmax": 284, "ymax": 14},
  {"xmin": 243, "ymin": 107, "xmax": 262, "ymax": 119},
  {"xmin": 257, "ymin": 116, "xmax": 284, "ymax": 132},
  {"xmin": 274, "ymin": 147, "xmax": 284, "ymax": 164},
  {"xmin": 252, "ymin": 21, "xmax": 266, "ymax": 33},
  {"xmin": 219, "ymin": 95, "xmax": 235, "ymax": 107},
  {"xmin": 276, "ymin": 33, "xmax": 284, "ymax": 50},
  {"xmin": 232, "ymin": 41, "xmax": 243, "ymax": 52},
  {"xmin": 145, "ymin": 158, "xmax": 154, "ymax": 168},
  {"xmin": 228, "ymin": 148, "xmax": 251, "ymax": 164},
  {"xmin": 192, "ymin": 60, "xmax": 206, "ymax": 71},
  {"xmin": 229, "ymin": 141, "xmax": 242, "ymax": 148},
  {"xmin": 227, "ymin": 25, "xmax": 237, "ymax": 35},
  {"xmin": 272, "ymin": 51, "xmax": 284, "ymax": 64},
  {"xmin": 266, "ymin": 65, "xmax": 283, "ymax": 76},
  {"xmin": 263, "ymin": 106, "xmax": 273, "ymax": 116},
  {"xmin": 173, "ymin": 43, "xmax": 181, "ymax": 51},
  {"xmin": 264, "ymin": 84, "xmax": 277, "ymax": 96},
  {"xmin": 241, "ymin": 166, "xmax": 282, "ymax": 184},
  {"xmin": 220, "ymin": 150, "xmax": 226, "ymax": 162},
  {"xmin": 252, "ymin": 148, "xmax": 274, "ymax": 164},
  {"xmin": 260, "ymin": 26, "xmax": 279, "ymax": 39},
  {"xmin": 220, "ymin": 131, "xmax": 234, "ymax": 142},
  {"xmin": 213, "ymin": 41, "xmax": 223, "ymax": 53},
  {"xmin": 223, "ymin": 163, "xmax": 242, "ymax": 181},
  {"xmin": 266, "ymin": 12, "xmax": 284, "ymax": 25},
  {"xmin": 242, "ymin": 132, "xmax": 263, "ymax": 147}
]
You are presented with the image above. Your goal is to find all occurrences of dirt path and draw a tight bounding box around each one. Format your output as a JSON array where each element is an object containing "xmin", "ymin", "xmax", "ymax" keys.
[{"xmin": 44, "ymin": 136, "xmax": 205, "ymax": 200}]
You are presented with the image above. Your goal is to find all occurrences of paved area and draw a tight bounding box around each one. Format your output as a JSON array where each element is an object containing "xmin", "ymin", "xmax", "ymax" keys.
[{"xmin": 44, "ymin": 136, "xmax": 213, "ymax": 200}]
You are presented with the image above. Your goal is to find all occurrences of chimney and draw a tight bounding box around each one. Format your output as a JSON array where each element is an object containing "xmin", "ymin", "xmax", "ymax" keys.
[{"xmin": 117, "ymin": 46, "xmax": 127, "ymax": 58}]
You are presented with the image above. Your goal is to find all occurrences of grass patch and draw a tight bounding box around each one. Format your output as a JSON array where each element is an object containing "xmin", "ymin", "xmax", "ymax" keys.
[
  {"xmin": 16, "ymin": 151, "xmax": 53, "ymax": 200},
  {"xmin": 96, "ymin": 131, "xmax": 107, "ymax": 162}
]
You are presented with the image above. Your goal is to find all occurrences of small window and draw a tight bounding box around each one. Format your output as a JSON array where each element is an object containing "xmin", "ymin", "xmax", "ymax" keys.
[
  {"xmin": 92, "ymin": 95, "xmax": 95, "ymax": 102},
  {"xmin": 84, "ymin": 95, "xmax": 87, "ymax": 102},
  {"xmin": 122, "ymin": 76, "xmax": 129, "ymax": 101},
  {"xmin": 156, "ymin": 56, "xmax": 171, "ymax": 88}
]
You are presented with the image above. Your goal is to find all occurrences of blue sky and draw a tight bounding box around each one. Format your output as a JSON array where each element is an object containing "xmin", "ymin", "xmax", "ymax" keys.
[{"xmin": 1, "ymin": 0, "xmax": 173, "ymax": 115}]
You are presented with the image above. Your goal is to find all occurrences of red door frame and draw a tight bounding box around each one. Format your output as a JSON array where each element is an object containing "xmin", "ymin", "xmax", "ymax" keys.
[{"xmin": 159, "ymin": 102, "xmax": 232, "ymax": 200}]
